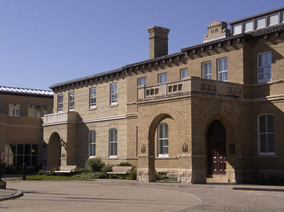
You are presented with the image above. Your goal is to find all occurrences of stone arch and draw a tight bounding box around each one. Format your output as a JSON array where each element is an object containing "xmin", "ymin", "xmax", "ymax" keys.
[
  {"xmin": 47, "ymin": 132, "xmax": 61, "ymax": 169},
  {"xmin": 207, "ymin": 120, "xmax": 226, "ymax": 175},
  {"xmin": 147, "ymin": 113, "xmax": 174, "ymax": 182},
  {"xmin": 203, "ymin": 113, "xmax": 237, "ymax": 183}
]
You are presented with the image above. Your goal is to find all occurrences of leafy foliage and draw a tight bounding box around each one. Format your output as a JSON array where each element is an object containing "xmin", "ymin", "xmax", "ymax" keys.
[{"xmin": 85, "ymin": 158, "xmax": 105, "ymax": 172}]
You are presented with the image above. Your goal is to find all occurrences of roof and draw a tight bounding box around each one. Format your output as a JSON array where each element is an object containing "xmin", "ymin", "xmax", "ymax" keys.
[
  {"xmin": 50, "ymin": 7, "xmax": 284, "ymax": 91},
  {"xmin": 49, "ymin": 68, "xmax": 123, "ymax": 89},
  {"xmin": 229, "ymin": 6, "xmax": 284, "ymax": 25},
  {"xmin": 0, "ymin": 86, "xmax": 53, "ymax": 97}
]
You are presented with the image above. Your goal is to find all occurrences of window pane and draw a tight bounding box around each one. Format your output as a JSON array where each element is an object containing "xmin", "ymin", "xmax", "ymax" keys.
[
  {"xmin": 233, "ymin": 24, "xmax": 242, "ymax": 35},
  {"xmin": 32, "ymin": 156, "xmax": 38, "ymax": 166},
  {"xmin": 267, "ymin": 115, "xmax": 274, "ymax": 132},
  {"xmin": 269, "ymin": 13, "xmax": 278, "ymax": 26},
  {"xmin": 260, "ymin": 134, "xmax": 266, "ymax": 152},
  {"xmin": 244, "ymin": 21, "xmax": 253, "ymax": 32},
  {"xmin": 181, "ymin": 68, "xmax": 188, "ymax": 79},
  {"xmin": 17, "ymin": 144, "xmax": 23, "ymax": 154},
  {"xmin": 164, "ymin": 124, "xmax": 168, "ymax": 138},
  {"xmin": 259, "ymin": 115, "xmax": 266, "ymax": 133},
  {"xmin": 25, "ymin": 144, "xmax": 31, "ymax": 155},
  {"xmin": 32, "ymin": 145, "xmax": 38, "ymax": 155},
  {"xmin": 268, "ymin": 134, "xmax": 275, "ymax": 152},
  {"xmin": 159, "ymin": 140, "xmax": 163, "ymax": 154},
  {"xmin": 158, "ymin": 73, "xmax": 167, "ymax": 83},
  {"xmin": 138, "ymin": 77, "xmax": 146, "ymax": 86},
  {"xmin": 24, "ymin": 156, "xmax": 31, "ymax": 166},
  {"xmin": 256, "ymin": 17, "xmax": 266, "ymax": 28}
]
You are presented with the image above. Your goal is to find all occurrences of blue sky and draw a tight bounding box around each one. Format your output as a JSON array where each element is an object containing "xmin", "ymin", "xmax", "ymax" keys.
[{"xmin": 0, "ymin": 0, "xmax": 283, "ymax": 90}]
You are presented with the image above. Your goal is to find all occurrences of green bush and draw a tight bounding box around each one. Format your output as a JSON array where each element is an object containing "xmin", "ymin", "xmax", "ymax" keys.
[
  {"xmin": 156, "ymin": 173, "xmax": 177, "ymax": 181},
  {"xmin": 75, "ymin": 168, "xmax": 90, "ymax": 175},
  {"xmin": 101, "ymin": 164, "xmax": 113, "ymax": 174},
  {"xmin": 126, "ymin": 167, "xmax": 137, "ymax": 180},
  {"xmin": 85, "ymin": 158, "xmax": 105, "ymax": 172},
  {"xmin": 118, "ymin": 162, "xmax": 132, "ymax": 166}
]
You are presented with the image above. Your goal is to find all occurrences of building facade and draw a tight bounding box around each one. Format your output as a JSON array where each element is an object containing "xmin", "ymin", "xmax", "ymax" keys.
[
  {"xmin": 43, "ymin": 7, "xmax": 284, "ymax": 183},
  {"xmin": 0, "ymin": 86, "xmax": 53, "ymax": 168}
]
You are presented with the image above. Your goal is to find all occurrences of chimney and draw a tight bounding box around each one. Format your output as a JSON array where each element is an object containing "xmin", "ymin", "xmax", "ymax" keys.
[{"xmin": 147, "ymin": 26, "xmax": 170, "ymax": 59}]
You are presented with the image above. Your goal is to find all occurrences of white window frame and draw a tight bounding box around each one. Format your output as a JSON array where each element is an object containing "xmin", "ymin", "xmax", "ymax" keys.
[
  {"xmin": 138, "ymin": 77, "xmax": 147, "ymax": 86},
  {"xmin": 233, "ymin": 23, "xmax": 242, "ymax": 35},
  {"xmin": 180, "ymin": 68, "xmax": 188, "ymax": 79},
  {"xmin": 256, "ymin": 16, "xmax": 266, "ymax": 29},
  {"xmin": 9, "ymin": 103, "xmax": 20, "ymax": 116},
  {"xmin": 109, "ymin": 128, "xmax": 117, "ymax": 158},
  {"xmin": 217, "ymin": 57, "xmax": 228, "ymax": 82},
  {"xmin": 69, "ymin": 92, "xmax": 74, "ymax": 111},
  {"xmin": 158, "ymin": 73, "xmax": 167, "ymax": 83},
  {"xmin": 57, "ymin": 94, "xmax": 63, "ymax": 113},
  {"xmin": 258, "ymin": 51, "xmax": 272, "ymax": 83},
  {"xmin": 244, "ymin": 20, "xmax": 254, "ymax": 32},
  {"xmin": 89, "ymin": 130, "xmax": 96, "ymax": 158},
  {"xmin": 258, "ymin": 114, "xmax": 275, "ymax": 155},
  {"xmin": 202, "ymin": 61, "xmax": 212, "ymax": 80},
  {"xmin": 110, "ymin": 83, "xmax": 118, "ymax": 105},
  {"xmin": 268, "ymin": 13, "xmax": 279, "ymax": 26},
  {"xmin": 89, "ymin": 87, "xmax": 96, "ymax": 108},
  {"xmin": 158, "ymin": 123, "xmax": 169, "ymax": 157}
]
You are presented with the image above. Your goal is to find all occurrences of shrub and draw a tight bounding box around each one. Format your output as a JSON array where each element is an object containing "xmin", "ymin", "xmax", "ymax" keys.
[
  {"xmin": 126, "ymin": 167, "xmax": 137, "ymax": 180},
  {"xmin": 101, "ymin": 164, "xmax": 113, "ymax": 174},
  {"xmin": 85, "ymin": 158, "xmax": 105, "ymax": 172},
  {"xmin": 75, "ymin": 168, "xmax": 90, "ymax": 175},
  {"xmin": 118, "ymin": 162, "xmax": 132, "ymax": 166}
]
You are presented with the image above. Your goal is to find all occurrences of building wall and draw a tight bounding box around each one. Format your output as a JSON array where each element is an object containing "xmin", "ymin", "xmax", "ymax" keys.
[{"xmin": 0, "ymin": 92, "xmax": 53, "ymax": 167}]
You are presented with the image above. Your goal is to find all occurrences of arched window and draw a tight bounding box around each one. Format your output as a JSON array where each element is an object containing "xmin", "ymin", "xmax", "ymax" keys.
[
  {"xmin": 258, "ymin": 114, "xmax": 275, "ymax": 155},
  {"xmin": 109, "ymin": 128, "xmax": 117, "ymax": 157},
  {"xmin": 158, "ymin": 123, "xmax": 169, "ymax": 156},
  {"xmin": 89, "ymin": 130, "xmax": 96, "ymax": 157}
]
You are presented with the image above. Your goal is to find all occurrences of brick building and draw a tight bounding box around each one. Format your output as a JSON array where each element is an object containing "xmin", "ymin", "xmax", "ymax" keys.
[
  {"xmin": 0, "ymin": 86, "xmax": 53, "ymax": 168},
  {"xmin": 43, "ymin": 7, "xmax": 284, "ymax": 183}
]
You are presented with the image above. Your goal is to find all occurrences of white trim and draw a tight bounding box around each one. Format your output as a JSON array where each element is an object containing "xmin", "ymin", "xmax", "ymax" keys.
[
  {"xmin": 257, "ymin": 51, "xmax": 272, "ymax": 83},
  {"xmin": 81, "ymin": 115, "xmax": 127, "ymax": 124}
]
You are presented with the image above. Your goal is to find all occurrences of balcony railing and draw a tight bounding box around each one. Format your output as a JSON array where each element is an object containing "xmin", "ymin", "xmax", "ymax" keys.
[
  {"xmin": 42, "ymin": 111, "xmax": 78, "ymax": 126},
  {"xmin": 137, "ymin": 76, "xmax": 243, "ymax": 100}
]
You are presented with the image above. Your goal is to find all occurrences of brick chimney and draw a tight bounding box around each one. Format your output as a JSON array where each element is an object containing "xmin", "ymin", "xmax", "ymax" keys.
[{"xmin": 147, "ymin": 26, "xmax": 170, "ymax": 59}]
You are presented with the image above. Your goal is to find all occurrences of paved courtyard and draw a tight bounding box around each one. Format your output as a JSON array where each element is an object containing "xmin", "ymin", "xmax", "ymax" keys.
[{"xmin": 1, "ymin": 179, "xmax": 284, "ymax": 211}]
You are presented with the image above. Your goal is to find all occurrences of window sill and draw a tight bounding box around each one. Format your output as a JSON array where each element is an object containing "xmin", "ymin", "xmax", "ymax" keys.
[
  {"xmin": 89, "ymin": 156, "xmax": 96, "ymax": 159},
  {"xmin": 109, "ymin": 156, "xmax": 118, "ymax": 159},
  {"xmin": 109, "ymin": 103, "xmax": 118, "ymax": 107},
  {"xmin": 69, "ymin": 109, "xmax": 74, "ymax": 111},
  {"xmin": 258, "ymin": 152, "xmax": 275, "ymax": 156},
  {"xmin": 257, "ymin": 79, "xmax": 273, "ymax": 84},
  {"xmin": 89, "ymin": 106, "xmax": 97, "ymax": 111},
  {"xmin": 158, "ymin": 154, "xmax": 169, "ymax": 158}
]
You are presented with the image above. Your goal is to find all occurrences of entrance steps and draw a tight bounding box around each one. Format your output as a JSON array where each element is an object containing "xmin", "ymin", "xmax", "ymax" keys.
[{"xmin": 206, "ymin": 174, "xmax": 229, "ymax": 183}]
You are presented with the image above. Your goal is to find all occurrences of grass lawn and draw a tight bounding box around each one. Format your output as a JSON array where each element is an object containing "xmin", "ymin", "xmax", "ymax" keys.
[{"xmin": 5, "ymin": 175, "xmax": 94, "ymax": 181}]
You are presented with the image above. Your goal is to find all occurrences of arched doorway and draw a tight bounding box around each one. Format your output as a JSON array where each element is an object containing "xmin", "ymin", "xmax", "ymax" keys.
[
  {"xmin": 207, "ymin": 120, "xmax": 226, "ymax": 176},
  {"xmin": 48, "ymin": 132, "xmax": 61, "ymax": 169}
]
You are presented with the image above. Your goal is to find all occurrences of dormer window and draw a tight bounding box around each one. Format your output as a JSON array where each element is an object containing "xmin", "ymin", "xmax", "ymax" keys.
[
  {"xmin": 232, "ymin": 23, "xmax": 242, "ymax": 35},
  {"xmin": 256, "ymin": 17, "xmax": 266, "ymax": 29},
  {"xmin": 268, "ymin": 13, "xmax": 279, "ymax": 26},
  {"xmin": 244, "ymin": 20, "xmax": 253, "ymax": 32}
]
